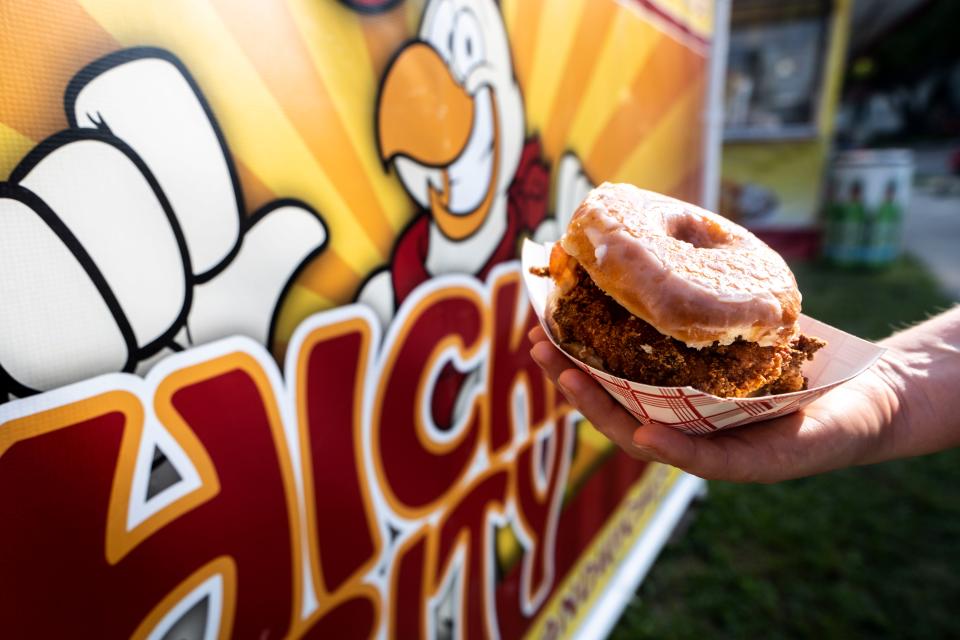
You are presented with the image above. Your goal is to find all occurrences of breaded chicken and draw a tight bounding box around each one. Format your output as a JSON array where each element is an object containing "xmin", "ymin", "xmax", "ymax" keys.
[{"xmin": 548, "ymin": 264, "xmax": 825, "ymax": 398}]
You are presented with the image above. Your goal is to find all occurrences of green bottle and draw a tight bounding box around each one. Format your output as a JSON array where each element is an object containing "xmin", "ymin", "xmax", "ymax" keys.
[
  {"xmin": 823, "ymin": 181, "xmax": 845, "ymax": 262},
  {"xmin": 875, "ymin": 181, "xmax": 902, "ymax": 263},
  {"xmin": 836, "ymin": 181, "xmax": 866, "ymax": 266}
]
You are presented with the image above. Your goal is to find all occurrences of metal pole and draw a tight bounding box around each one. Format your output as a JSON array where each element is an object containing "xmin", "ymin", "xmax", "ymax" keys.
[{"xmin": 702, "ymin": 0, "xmax": 731, "ymax": 212}]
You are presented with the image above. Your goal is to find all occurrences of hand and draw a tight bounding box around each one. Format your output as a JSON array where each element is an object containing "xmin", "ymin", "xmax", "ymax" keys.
[
  {"xmin": 528, "ymin": 325, "xmax": 904, "ymax": 483},
  {"xmin": 0, "ymin": 49, "xmax": 327, "ymax": 397}
]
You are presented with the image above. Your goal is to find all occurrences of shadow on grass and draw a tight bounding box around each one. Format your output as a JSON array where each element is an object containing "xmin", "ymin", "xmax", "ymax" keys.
[{"xmin": 610, "ymin": 254, "xmax": 959, "ymax": 639}]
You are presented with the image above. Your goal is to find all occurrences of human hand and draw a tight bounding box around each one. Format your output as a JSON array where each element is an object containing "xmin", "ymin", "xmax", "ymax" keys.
[{"xmin": 528, "ymin": 325, "xmax": 904, "ymax": 483}]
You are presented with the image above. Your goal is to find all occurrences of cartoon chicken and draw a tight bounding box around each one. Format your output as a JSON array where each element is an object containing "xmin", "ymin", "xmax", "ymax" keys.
[
  {"xmin": 355, "ymin": 0, "xmax": 593, "ymax": 435},
  {"xmin": 357, "ymin": 0, "xmax": 592, "ymax": 327}
]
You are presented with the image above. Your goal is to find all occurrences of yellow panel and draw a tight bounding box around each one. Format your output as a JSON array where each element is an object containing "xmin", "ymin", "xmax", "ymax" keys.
[
  {"xmin": 208, "ymin": 0, "xmax": 403, "ymax": 258},
  {"xmin": 495, "ymin": 524, "xmax": 522, "ymax": 571},
  {"xmin": 819, "ymin": 0, "xmax": 853, "ymax": 138},
  {"xmin": 720, "ymin": 0, "xmax": 852, "ymax": 228},
  {"xmin": 722, "ymin": 140, "xmax": 826, "ymax": 226},
  {"xmin": 564, "ymin": 11, "xmax": 658, "ymax": 159},
  {"xmin": 647, "ymin": 0, "xmax": 714, "ymax": 38},
  {"xmin": 523, "ymin": 0, "xmax": 588, "ymax": 134},
  {"xmin": 272, "ymin": 282, "xmax": 335, "ymax": 348},
  {"xmin": 612, "ymin": 75, "xmax": 706, "ymax": 190},
  {"xmin": 506, "ymin": 0, "xmax": 544, "ymax": 99},
  {"xmin": 501, "ymin": 0, "xmax": 519, "ymax": 35},
  {"xmin": 77, "ymin": 0, "xmax": 384, "ymax": 276},
  {"xmin": 564, "ymin": 421, "xmax": 615, "ymax": 499},
  {"xmin": 0, "ymin": 0, "xmax": 118, "ymax": 142},
  {"xmin": 526, "ymin": 465, "xmax": 684, "ymax": 639},
  {"xmin": 0, "ymin": 122, "xmax": 36, "ymax": 179},
  {"xmin": 540, "ymin": 0, "xmax": 618, "ymax": 162},
  {"xmin": 284, "ymin": 0, "xmax": 411, "ymax": 230}
]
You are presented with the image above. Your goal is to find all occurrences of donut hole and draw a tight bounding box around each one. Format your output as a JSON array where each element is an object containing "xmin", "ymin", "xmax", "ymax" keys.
[{"xmin": 666, "ymin": 213, "xmax": 731, "ymax": 249}]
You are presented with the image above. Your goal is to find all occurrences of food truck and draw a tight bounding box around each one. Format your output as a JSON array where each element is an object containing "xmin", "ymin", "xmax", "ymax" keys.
[
  {"xmin": 719, "ymin": 0, "xmax": 853, "ymax": 258},
  {"xmin": 0, "ymin": 0, "xmax": 721, "ymax": 637}
]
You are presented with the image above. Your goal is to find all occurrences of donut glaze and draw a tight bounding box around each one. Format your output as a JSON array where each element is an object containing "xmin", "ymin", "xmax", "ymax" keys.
[{"xmin": 559, "ymin": 183, "xmax": 801, "ymax": 348}]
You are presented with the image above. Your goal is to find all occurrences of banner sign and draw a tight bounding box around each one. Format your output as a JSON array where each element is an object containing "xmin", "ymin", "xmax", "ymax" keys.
[{"xmin": 0, "ymin": 0, "xmax": 712, "ymax": 637}]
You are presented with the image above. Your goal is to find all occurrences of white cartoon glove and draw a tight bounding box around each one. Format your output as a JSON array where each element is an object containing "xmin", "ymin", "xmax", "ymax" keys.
[
  {"xmin": 532, "ymin": 152, "xmax": 594, "ymax": 244},
  {"xmin": 0, "ymin": 49, "xmax": 326, "ymax": 397}
]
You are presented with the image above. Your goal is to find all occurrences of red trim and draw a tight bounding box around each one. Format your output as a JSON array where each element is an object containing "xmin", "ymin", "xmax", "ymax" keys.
[
  {"xmin": 628, "ymin": 0, "xmax": 711, "ymax": 48},
  {"xmin": 753, "ymin": 228, "xmax": 823, "ymax": 260}
]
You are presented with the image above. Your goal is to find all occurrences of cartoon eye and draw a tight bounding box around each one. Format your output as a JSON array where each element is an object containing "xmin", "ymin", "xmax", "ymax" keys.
[
  {"xmin": 427, "ymin": 0, "xmax": 455, "ymax": 64},
  {"xmin": 452, "ymin": 10, "xmax": 485, "ymax": 80}
]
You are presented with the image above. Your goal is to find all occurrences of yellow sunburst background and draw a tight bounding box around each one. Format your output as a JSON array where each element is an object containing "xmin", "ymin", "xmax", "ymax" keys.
[
  {"xmin": 0, "ymin": 0, "xmax": 710, "ymax": 351},
  {"xmin": 0, "ymin": 0, "xmax": 712, "ymax": 609}
]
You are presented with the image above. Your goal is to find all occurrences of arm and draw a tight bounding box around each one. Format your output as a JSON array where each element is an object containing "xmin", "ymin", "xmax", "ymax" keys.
[{"xmin": 528, "ymin": 305, "xmax": 960, "ymax": 483}]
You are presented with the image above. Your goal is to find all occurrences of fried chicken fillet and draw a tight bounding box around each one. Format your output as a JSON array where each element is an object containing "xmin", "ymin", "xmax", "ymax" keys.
[{"xmin": 542, "ymin": 259, "xmax": 825, "ymax": 398}]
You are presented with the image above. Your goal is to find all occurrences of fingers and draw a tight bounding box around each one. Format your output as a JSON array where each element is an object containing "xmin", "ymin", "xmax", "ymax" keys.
[
  {"xmin": 69, "ymin": 52, "xmax": 242, "ymax": 278},
  {"xmin": 0, "ymin": 191, "xmax": 132, "ymax": 392},
  {"xmin": 630, "ymin": 422, "xmax": 703, "ymax": 469},
  {"xmin": 527, "ymin": 325, "xmax": 547, "ymax": 344},
  {"xmin": 188, "ymin": 202, "xmax": 326, "ymax": 347},
  {"xmin": 529, "ymin": 340, "xmax": 570, "ymax": 385},
  {"xmin": 528, "ymin": 332, "xmax": 647, "ymax": 457},
  {"xmin": 527, "ymin": 334, "xmax": 656, "ymax": 459},
  {"xmin": 527, "ymin": 328, "xmax": 804, "ymax": 483},
  {"xmin": 630, "ymin": 421, "xmax": 757, "ymax": 482},
  {"xmin": 554, "ymin": 368, "xmax": 651, "ymax": 456},
  {"xmin": 14, "ymin": 133, "xmax": 188, "ymax": 356},
  {"xmin": 636, "ymin": 411, "xmax": 815, "ymax": 483}
]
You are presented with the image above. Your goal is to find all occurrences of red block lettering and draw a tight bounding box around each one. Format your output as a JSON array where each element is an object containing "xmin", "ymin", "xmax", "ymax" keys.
[
  {"xmin": 0, "ymin": 352, "xmax": 298, "ymax": 637},
  {"xmin": 373, "ymin": 285, "xmax": 488, "ymax": 518},
  {"xmin": 435, "ymin": 468, "xmax": 509, "ymax": 639},
  {"xmin": 513, "ymin": 417, "xmax": 574, "ymax": 614},
  {"xmin": 295, "ymin": 318, "xmax": 381, "ymax": 594},
  {"xmin": 488, "ymin": 272, "xmax": 551, "ymax": 454}
]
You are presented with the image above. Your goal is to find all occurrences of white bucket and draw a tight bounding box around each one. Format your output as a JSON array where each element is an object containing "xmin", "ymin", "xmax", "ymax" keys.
[{"xmin": 825, "ymin": 149, "xmax": 914, "ymax": 266}]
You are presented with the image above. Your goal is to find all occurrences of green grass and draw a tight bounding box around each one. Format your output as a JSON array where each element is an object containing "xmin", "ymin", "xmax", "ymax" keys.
[
  {"xmin": 610, "ymin": 255, "xmax": 959, "ymax": 639},
  {"xmin": 791, "ymin": 256, "xmax": 957, "ymax": 340}
]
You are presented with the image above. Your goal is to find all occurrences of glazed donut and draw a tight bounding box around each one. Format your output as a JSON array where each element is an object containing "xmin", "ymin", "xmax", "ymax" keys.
[{"xmin": 559, "ymin": 183, "xmax": 800, "ymax": 348}]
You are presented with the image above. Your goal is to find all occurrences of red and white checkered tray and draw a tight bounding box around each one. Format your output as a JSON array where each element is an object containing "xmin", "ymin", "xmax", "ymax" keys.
[{"xmin": 521, "ymin": 240, "xmax": 886, "ymax": 435}]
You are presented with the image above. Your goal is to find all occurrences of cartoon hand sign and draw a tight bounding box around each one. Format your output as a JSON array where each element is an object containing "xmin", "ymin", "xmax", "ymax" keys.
[{"xmin": 0, "ymin": 49, "xmax": 327, "ymax": 398}]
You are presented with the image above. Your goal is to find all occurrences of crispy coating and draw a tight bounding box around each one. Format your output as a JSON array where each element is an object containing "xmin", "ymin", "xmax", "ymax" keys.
[
  {"xmin": 549, "ymin": 265, "xmax": 825, "ymax": 398},
  {"xmin": 561, "ymin": 183, "xmax": 801, "ymax": 347}
]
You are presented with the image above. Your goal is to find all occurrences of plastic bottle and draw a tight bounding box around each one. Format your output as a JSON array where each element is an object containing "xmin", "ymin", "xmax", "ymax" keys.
[{"xmin": 836, "ymin": 180, "xmax": 866, "ymax": 266}]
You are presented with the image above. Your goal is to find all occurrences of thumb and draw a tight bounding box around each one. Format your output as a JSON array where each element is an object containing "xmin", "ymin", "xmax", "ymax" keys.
[{"xmin": 630, "ymin": 422, "xmax": 704, "ymax": 470}]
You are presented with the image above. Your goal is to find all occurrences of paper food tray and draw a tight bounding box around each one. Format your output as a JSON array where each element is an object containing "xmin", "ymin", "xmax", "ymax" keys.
[{"xmin": 521, "ymin": 240, "xmax": 886, "ymax": 435}]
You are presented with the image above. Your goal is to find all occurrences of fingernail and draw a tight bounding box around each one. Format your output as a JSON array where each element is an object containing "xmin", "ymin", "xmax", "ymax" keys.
[
  {"xmin": 529, "ymin": 347, "xmax": 544, "ymax": 367},
  {"xmin": 527, "ymin": 327, "xmax": 538, "ymax": 342},
  {"xmin": 556, "ymin": 379, "xmax": 577, "ymax": 409},
  {"xmin": 632, "ymin": 444, "xmax": 661, "ymax": 461}
]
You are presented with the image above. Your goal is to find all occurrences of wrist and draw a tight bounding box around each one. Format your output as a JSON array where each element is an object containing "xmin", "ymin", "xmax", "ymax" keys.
[
  {"xmin": 863, "ymin": 308, "xmax": 960, "ymax": 464},
  {"xmin": 860, "ymin": 345, "xmax": 917, "ymax": 466}
]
